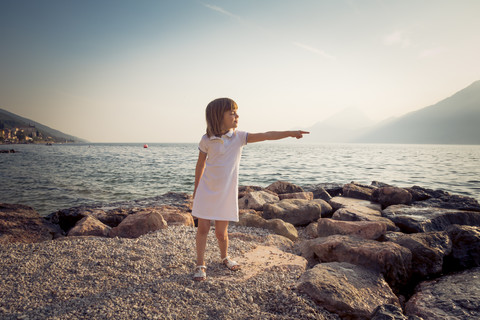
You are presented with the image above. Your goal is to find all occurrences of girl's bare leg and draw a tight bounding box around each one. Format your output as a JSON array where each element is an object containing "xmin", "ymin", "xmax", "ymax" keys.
[
  {"xmin": 214, "ymin": 220, "xmax": 230, "ymax": 260},
  {"xmin": 196, "ymin": 218, "xmax": 211, "ymax": 266}
]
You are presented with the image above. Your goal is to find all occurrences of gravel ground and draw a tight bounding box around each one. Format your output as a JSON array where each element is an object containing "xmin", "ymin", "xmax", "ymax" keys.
[{"xmin": 0, "ymin": 225, "xmax": 339, "ymax": 320}]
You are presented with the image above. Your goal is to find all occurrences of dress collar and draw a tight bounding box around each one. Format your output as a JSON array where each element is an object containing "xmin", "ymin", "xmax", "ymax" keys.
[{"xmin": 210, "ymin": 129, "xmax": 234, "ymax": 140}]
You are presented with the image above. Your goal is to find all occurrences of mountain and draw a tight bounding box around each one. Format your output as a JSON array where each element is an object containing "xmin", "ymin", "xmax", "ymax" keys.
[
  {"xmin": 303, "ymin": 107, "xmax": 376, "ymax": 143},
  {"xmin": 354, "ymin": 80, "xmax": 480, "ymax": 144},
  {"xmin": 0, "ymin": 108, "xmax": 87, "ymax": 143}
]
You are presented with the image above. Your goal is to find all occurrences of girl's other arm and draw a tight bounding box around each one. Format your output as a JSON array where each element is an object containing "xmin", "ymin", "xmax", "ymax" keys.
[
  {"xmin": 247, "ymin": 130, "xmax": 309, "ymax": 143},
  {"xmin": 193, "ymin": 151, "xmax": 207, "ymax": 198}
]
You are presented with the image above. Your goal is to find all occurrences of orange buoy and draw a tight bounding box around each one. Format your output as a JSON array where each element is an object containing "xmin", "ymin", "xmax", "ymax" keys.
[{"xmin": 143, "ymin": 144, "xmax": 148, "ymax": 148}]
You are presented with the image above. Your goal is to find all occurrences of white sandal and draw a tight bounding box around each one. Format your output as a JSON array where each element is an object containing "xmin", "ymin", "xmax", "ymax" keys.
[
  {"xmin": 222, "ymin": 256, "xmax": 240, "ymax": 271},
  {"xmin": 193, "ymin": 265, "xmax": 207, "ymax": 281}
]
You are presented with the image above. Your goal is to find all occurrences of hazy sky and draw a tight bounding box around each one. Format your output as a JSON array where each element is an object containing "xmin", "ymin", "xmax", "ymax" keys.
[{"xmin": 1, "ymin": 0, "xmax": 479, "ymax": 143}]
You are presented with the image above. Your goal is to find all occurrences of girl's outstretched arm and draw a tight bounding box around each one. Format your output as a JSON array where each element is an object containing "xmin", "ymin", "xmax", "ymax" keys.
[
  {"xmin": 247, "ymin": 130, "xmax": 309, "ymax": 143},
  {"xmin": 193, "ymin": 151, "xmax": 207, "ymax": 198}
]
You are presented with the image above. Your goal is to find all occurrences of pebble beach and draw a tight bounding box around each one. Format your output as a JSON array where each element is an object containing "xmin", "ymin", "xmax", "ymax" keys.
[{"xmin": 0, "ymin": 225, "xmax": 339, "ymax": 320}]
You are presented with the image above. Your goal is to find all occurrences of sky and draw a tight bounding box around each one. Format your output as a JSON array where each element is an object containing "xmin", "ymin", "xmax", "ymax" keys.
[{"xmin": 1, "ymin": 0, "xmax": 479, "ymax": 143}]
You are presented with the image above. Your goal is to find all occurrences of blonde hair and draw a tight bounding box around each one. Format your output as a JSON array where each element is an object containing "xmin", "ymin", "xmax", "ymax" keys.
[{"xmin": 205, "ymin": 98, "xmax": 238, "ymax": 137}]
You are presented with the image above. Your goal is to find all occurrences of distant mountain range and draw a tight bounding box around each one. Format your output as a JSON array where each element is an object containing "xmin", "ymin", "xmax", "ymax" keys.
[
  {"xmin": 0, "ymin": 108, "xmax": 86, "ymax": 143},
  {"xmin": 304, "ymin": 80, "xmax": 480, "ymax": 145}
]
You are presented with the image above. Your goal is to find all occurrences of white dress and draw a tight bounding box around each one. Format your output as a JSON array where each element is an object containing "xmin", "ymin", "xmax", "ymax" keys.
[{"xmin": 192, "ymin": 130, "xmax": 248, "ymax": 222}]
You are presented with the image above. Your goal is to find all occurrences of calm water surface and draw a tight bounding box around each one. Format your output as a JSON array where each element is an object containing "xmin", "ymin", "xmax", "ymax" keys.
[{"xmin": 1, "ymin": 143, "xmax": 479, "ymax": 216}]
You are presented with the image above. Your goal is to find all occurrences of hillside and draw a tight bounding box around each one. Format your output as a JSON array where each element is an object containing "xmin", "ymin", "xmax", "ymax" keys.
[
  {"xmin": 302, "ymin": 107, "xmax": 376, "ymax": 143},
  {"xmin": 354, "ymin": 80, "xmax": 480, "ymax": 144},
  {"xmin": 0, "ymin": 108, "xmax": 86, "ymax": 143}
]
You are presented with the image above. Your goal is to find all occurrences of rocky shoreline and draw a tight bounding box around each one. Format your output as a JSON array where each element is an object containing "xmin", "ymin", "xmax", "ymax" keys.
[{"xmin": 1, "ymin": 180, "xmax": 480, "ymax": 319}]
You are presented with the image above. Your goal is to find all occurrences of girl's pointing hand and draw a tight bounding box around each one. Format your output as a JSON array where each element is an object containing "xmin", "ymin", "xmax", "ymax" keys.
[{"xmin": 293, "ymin": 130, "xmax": 310, "ymax": 139}]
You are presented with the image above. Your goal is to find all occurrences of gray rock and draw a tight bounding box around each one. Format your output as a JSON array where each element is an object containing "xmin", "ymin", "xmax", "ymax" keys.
[
  {"xmin": 385, "ymin": 231, "xmax": 452, "ymax": 278},
  {"xmin": 405, "ymin": 267, "xmax": 480, "ymax": 320},
  {"xmin": 332, "ymin": 204, "xmax": 397, "ymax": 231},
  {"xmin": 342, "ymin": 183, "xmax": 376, "ymax": 201},
  {"xmin": 372, "ymin": 187, "xmax": 412, "ymax": 208},
  {"xmin": 297, "ymin": 262, "xmax": 400, "ymax": 320},
  {"xmin": 300, "ymin": 235, "xmax": 412, "ymax": 292},
  {"xmin": 0, "ymin": 203, "xmax": 62, "ymax": 243},
  {"xmin": 329, "ymin": 196, "xmax": 382, "ymax": 211},
  {"xmin": 109, "ymin": 208, "xmax": 168, "ymax": 238},
  {"xmin": 382, "ymin": 205, "xmax": 480, "ymax": 233},
  {"xmin": 238, "ymin": 213, "xmax": 298, "ymax": 241},
  {"xmin": 317, "ymin": 218, "xmax": 387, "ymax": 240},
  {"xmin": 407, "ymin": 186, "xmax": 480, "ymax": 211},
  {"xmin": 238, "ymin": 191, "xmax": 279, "ymax": 211},
  {"xmin": 444, "ymin": 224, "xmax": 480, "ymax": 271},
  {"xmin": 67, "ymin": 216, "xmax": 111, "ymax": 237},
  {"xmin": 265, "ymin": 180, "xmax": 304, "ymax": 194},
  {"xmin": 263, "ymin": 199, "xmax": 332, "ymax": 226}
]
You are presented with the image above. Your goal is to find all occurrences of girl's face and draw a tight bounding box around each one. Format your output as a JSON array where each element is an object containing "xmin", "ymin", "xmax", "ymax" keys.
[{"xmin": 221, "ymin": 109, "xmax": 239, "ymax": 132}]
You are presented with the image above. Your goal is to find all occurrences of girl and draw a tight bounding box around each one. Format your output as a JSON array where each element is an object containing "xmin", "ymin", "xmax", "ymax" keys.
[{"xmin": 192, "ymin": 97, "xmax": 309, "ymax": 281}]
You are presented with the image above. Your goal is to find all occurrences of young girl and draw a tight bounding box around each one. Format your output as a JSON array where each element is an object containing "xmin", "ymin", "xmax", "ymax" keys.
[{"xmin": 192, "ymin": 97, "xmax": 309, "ymax": 281}]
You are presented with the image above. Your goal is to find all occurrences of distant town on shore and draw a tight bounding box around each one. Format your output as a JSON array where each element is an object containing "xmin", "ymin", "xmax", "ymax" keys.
[{"xmin": 0, "ymin": 125, "xmax": 75, "ymax": 144}]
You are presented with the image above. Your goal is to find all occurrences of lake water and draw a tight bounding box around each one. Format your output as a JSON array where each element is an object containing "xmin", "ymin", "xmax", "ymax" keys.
[{"xmin": 1, "ymin": 143, "xmax": 479, "ymax": 216}]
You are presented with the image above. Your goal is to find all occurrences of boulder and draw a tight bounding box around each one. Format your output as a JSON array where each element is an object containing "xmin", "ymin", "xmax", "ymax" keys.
[
  {"xmin": 265, "ymin": 180, "xmax": 303, "ymax": 194},
  {"xmin": 157, "ymin": 205, "xmax": 194, "ymax": 226},
  {"xmin": 317, "ymin": 218, "xmax": 387, "ymax": 240},
  {"xmin": 332, "ymin": 204, "xmax": 397, "ymax": 231},
  {"xmin": 67, "ymin": 216, "xmax": 111, "ymax": 237},
  {"xmin": 342, "ymin": 183, "xmax": 376, "ymax": 201},
  {"xmin": 238, "ymin": 191, "xmax": 279, "ymax": 211},
  {"xmin": 88, "ymin": 209, "xmax": 128, "ymax": 228},
  {"xmin": 238, "ymin": 213, "xmax": 298, "ymax": 241},
  {"xmin": 385, "ymin": 231, "xmax": 452, "ymax": 278},
  {"xmin": 372, "ymin": 187, "xmax": 412, "ymax": 208},
  {"xmin": 263, "ymin": 199, "xmax": 332, "ymax": 226},
  {"xmin": 238, "ymin": 185, "xmax": 264, "ymax": 199},
  {"xmin": 405, "ymin": 267, "xmax": 480, "ymax": 320},
  {"xmin": 304, "ymin": 222, "xmax": 319, "ymax": 239},
  {"xmin": 0, "ymin": 203, "xmax": 62, "ymax": 243},
  {"xmin": 297, "ymin": 262, "xmax": 400, "ymax": 320},
  {"xmin": 300, "ymin": 184, "xmax": 333, "ymax": 201},
  {"xmin": 371, "ymin": 304, "xmax": 422, "ymax": 320},
  {"xmin": 329, "ymin": 196, "xmax": 382, "ymax": 211},
  {"xmin": 46, "ymin": 206, "xmax": 89, "ymax": 233},
  {"xmin": 382, "ymin": 205, "xmax": 480, "ymax": 233},
  {"xmin": 278, "ymin": 192, "xmax": 313, "ymax": 201},
  {"xmin": 407, "ymin": 186, "xmax": 480, "ymax": 211},
  {"xmin": 300, "ymin": 235, "xmax": 412, "ymax": 292},
  {"xmin": 444, "ymin": 224, "xmax": 480, "ymax": 271},
  {"xmin": 109, "ymin": 208, "xmax": 167, "ymax": 238}
]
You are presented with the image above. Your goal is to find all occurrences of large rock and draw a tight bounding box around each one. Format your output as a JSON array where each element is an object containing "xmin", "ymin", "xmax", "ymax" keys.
[
  {"xmin": 407, "ymin": 186, "xmax": 480, "ymax": 211},
  {"xmin": 238, "ymin": 191, "xmax": 279, "ymax": 210},
  {"xmin": 297, "ymin": 262, "xmax": 400, "ymax": 320},
  {"xmin": 444, "ymin": 224, "xmax": 480, "ymax": 271},
  {"xmin": 342, "ymin": 183, "xmax": 376, "ymax": 201},
  {"xmin": 317, "ymin": 218, "xmax": 387, "ymax": 240},
  {"xmin": 278, "ymin": 192, "xmax": 313, "ymax": 201},
  {"xmin": 301, "ymin": 185, "xmax": 332, "ymax": 201},
  {"xmin": 263, "ymin": 199, "xmax": 332, "ymax": 226},
  {"xmin": 0, "ymin": 203, "xmax": 62, "ymax": 243},
  {"xmin": 238, "ymin": 213, "xmax": 298, "ymax": 241},
  {"xmin": 67, "ymin": 216, "xmax": 111, "ymax": 237},
  {"xmin": 89, "ymin": 209, "xmax": 128, "ymax": 228},
  {"xmin": 382, "ymin": 205, "xmax": 480, "ymax": 233},
  {"xmin": 303, "ymin": 183, "xmax": 343, "ymax": 198},
  {"xmin": 265, "ymin": 180, "xmax": 304, "ymax": 194},
  {"xmin": 405, "ymin": 267, "xmax": 480, "ymax": 320},
  {"xmin": 157, "ymin": 205, "xmax": 194, "ymax": 226},
  {"xmin": 385, "ymin": 231, "xmax": 452, "ymax": 278},
  {"xmin": 372, "ymin": 187, "xmax": 412, "ymax": 208},
  {"xmin": 109, "ymin": 209, "xmax": 167, "ymax": 238},
  {"xmin": 329, "ymin": 196, "xmax": 382, "ymax": 211},
  {"xmin": 300, "ymin": 235, "xmax": 412, "ymax": 291},
  {"xmin": 332, "ymin": 204, "xmax": 397, "ymax": 231}
]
